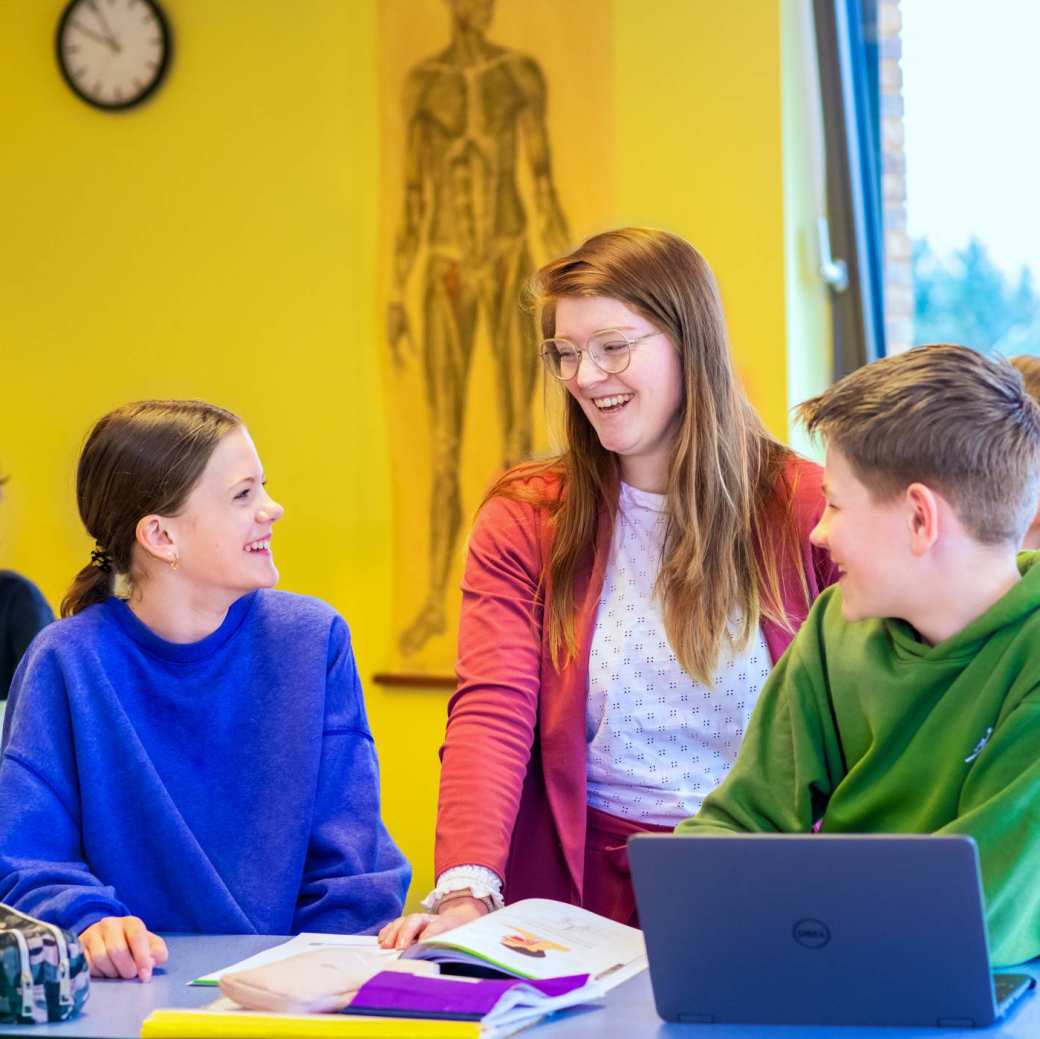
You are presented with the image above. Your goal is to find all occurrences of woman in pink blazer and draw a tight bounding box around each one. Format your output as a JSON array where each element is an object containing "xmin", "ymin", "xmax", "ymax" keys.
[{"xmin": 381, "ymin": 228, "xmax": 838, "ymax": 947}]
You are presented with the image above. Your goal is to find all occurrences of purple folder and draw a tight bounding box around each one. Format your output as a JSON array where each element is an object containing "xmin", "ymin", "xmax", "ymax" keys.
[{"xmin": 348, "ymin": 971, "xmax": 591, "ymax": 1020}]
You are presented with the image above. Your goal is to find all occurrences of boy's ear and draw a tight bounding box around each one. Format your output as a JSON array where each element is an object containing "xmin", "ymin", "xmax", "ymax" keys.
[
  {"xmin": 1024, "ymin": 503, "xmax": 1040, "ymax": 551},
  {"xmin": 905, "ymin": 483, "xmax": 940, "ymax": 556},
  {"xmin": 135, "ymin": 514, "xmax": 177, "ymax": 563}
]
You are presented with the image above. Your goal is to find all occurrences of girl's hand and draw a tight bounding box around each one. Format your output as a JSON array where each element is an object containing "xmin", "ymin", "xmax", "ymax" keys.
[
  {"xmin": 79, "ymin": 916, "xmax": 169, "ymax": 981},
  {"xmin": 378, "ymin": 895, "xmax": 490, "ymax": 950}
]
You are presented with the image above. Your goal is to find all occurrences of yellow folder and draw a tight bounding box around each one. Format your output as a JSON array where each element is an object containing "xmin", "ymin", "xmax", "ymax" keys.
[{"xmin": 140, "ymin": 1008, "xmax": 481, "ymax": 1038}]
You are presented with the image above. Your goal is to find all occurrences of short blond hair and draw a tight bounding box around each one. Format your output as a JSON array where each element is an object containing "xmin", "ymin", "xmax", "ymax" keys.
[{"xmin": 797, "ymin": 344, "xmax": 1040, "ymax": 545}]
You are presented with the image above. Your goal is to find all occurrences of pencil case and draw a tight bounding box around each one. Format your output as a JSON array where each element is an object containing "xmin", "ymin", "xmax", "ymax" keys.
[{"xmin": 0, "ymin": 903, "xmax": 90, "ymax": 1024}]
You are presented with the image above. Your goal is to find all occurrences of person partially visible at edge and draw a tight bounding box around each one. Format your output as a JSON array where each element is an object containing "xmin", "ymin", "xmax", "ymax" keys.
[
  {"xmin": 0, "ymin": 472, "xmax": 53, "ymax": 700},
  {"xmin": 0, "ymin": 401, "xmax": 410, "ymax": 980},
  {"xmin": 380, "ymin": 227, "xmax": 838, "ymax": 948},
  {"xmin": 1011, "ymin": 354, "xmax": 1040, "ymax": 549},
  {"xmin": 678, "ymin": 344, "xmax": 1040, "ymax": 967}
]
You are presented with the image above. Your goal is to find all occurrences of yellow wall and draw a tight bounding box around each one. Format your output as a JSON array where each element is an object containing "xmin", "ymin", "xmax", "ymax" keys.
[
  {"xmin": 1, "ymin": 1, "xmax": 803, "ymax": 908},
  {"xmin": 614, "ymin": 1, "xmax": 788, "ymax": 438}
]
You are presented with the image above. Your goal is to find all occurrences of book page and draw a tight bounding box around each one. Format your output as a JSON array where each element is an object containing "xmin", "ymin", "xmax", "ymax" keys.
[{"xmin": 412, "ymin": 899, "xmax": 646, "ymax": 984}]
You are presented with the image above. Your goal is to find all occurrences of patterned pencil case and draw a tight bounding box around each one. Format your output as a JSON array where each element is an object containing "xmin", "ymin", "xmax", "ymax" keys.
[{"xmin": 0, "ymin": 904, "xmax": 89, "ymax": 1023}]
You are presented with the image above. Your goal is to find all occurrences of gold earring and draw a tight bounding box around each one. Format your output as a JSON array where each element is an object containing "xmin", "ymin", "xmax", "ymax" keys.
[{"xmin": 168, "ymin": 554, "xmax": 179, "ymax": 571}]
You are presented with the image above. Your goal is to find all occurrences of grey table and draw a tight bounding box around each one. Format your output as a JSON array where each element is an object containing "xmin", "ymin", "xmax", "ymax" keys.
[{"xmin": 8, "ymin": 935, "xmax": 1040, "ymax": 1038}]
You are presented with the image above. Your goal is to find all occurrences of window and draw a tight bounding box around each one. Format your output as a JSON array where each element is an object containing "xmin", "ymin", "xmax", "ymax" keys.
[{"xmin": 890, "ymin": 0, "xmax": 1040, "ymax": 356}]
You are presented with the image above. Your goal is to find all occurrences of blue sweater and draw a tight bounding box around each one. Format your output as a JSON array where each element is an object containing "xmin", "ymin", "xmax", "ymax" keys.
[{"xmin": 0, "ymin": 590, "xmax": 410, "ymax": 936}]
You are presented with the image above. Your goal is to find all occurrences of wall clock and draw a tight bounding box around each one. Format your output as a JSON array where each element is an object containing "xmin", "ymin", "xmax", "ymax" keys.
[{"xmin": 56, "ymin": 0, "xmax": 171, "ymax": 111}]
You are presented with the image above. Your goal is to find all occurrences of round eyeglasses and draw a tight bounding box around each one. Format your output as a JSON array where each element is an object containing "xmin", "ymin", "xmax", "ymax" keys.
[{"xmin": 539, "ymin": 329, "xmax": 662, "ymax": 381}]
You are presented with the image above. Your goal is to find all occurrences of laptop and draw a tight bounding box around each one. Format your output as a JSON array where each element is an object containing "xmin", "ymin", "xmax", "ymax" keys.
[{"xmin": 628, "ymin": 833, "xmax": 1036, "ymax": 1027}]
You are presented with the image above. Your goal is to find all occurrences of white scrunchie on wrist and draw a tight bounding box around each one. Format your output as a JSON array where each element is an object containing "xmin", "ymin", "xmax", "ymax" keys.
[{"xmin": 421, "ymin": 864, "xmax": 505, "ymax": 913}]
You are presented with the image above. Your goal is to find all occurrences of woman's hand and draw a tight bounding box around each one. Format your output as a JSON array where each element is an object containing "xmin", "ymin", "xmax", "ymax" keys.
[
  {"xmin": 378, "ymin": 895, "xmax": 490, "ymax": 950},
  {"xmin": 79, "ymin": 916, "xmax": 169, "ymax": 981}
]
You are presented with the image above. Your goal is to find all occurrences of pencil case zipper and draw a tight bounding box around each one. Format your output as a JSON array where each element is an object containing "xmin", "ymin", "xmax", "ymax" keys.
[
  {"xmin": 8, "ymin": 926, "xmax": 35, "ymax": 1020},
  {"xmin": 2, "ymin": 905, "xmax": 72, "ymax": 1007}
]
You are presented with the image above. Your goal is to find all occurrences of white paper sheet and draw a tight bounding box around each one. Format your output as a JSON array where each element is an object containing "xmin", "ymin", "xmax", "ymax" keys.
[{"xmin": 190, "ymin": 932, "xmax": 393, "ymax": 985}]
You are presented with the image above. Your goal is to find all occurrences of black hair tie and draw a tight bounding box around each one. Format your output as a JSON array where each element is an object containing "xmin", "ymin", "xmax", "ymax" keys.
[{"xmin": 90, "ymin": 546, "xmax": 113, "ymax": 574}]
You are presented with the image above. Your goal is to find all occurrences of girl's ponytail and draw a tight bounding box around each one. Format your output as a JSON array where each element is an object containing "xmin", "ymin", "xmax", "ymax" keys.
[{"xmin": 60, "ymin": 555, "xmax": 113, "ymax": 618}]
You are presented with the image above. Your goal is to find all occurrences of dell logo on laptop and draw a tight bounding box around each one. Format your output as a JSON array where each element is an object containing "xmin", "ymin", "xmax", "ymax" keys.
[{"xmin": 792, "ymin": 918, "xmax": 831, "ymax": 948}]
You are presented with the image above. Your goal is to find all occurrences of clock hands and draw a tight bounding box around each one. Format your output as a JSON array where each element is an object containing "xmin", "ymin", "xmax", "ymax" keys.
[
  {"xmin": 84, "ymin": 0, "xmax": 121, "ymax": 53},
  {"xmin": 69, "ymin": 18, "xmax": 119, "ymax": 52}
]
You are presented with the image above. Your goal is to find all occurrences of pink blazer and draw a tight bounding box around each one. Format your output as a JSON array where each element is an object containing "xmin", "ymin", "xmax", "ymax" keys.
[{"xmin": 435, "ymin": 456, "xmax": 838, "ymax": 905}]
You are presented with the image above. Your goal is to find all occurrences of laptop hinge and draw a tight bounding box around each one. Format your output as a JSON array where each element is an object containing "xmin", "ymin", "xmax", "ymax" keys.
[
  {"xmin": 678, "ymin": 1014, "xmax": 715, "ymax": 1024},
  {"xmin": 938, "ymin": 1018, "xmax": 975, "ymax": 1028}
]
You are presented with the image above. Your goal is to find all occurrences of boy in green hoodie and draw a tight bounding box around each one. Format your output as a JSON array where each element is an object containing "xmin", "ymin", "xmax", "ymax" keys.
[{"xmin": 677, "ymin": 343, "xmax": 1040, "ymax": 966}]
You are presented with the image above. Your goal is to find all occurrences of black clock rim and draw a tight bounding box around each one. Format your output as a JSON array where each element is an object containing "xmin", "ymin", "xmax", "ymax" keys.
[{"xmin": 55, "ymin": 0, "xmax": 173, "ymax": 112}]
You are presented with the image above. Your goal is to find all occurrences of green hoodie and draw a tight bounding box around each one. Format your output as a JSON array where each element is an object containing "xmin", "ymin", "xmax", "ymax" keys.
[{"xmin": 677, "ymin": 552, "xmax": 1040, "ymax": 965}]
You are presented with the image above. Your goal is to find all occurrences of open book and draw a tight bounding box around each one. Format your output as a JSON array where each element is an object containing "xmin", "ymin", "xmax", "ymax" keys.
[
  {"xmin": 401, "ymin": 898, "xmax": 647, "ymax": 990},
  {"xmin": 165, "ymin": 903, "xmax": 644, "ymax": 1037}
]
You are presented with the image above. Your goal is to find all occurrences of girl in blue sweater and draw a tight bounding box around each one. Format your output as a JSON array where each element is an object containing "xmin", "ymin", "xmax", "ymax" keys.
[{"xmin": 0, "ymin": 400, "xmax": 410, "ymax": 980}]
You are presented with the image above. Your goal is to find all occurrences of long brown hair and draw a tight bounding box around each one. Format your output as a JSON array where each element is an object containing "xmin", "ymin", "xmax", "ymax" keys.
[
  {"xmin": 61, "ymin": 400, "xmax": 240, "ymax": 617},
  {"xmin": 492, "ymin": 227, "xmax": 807, "ymax": 685}
]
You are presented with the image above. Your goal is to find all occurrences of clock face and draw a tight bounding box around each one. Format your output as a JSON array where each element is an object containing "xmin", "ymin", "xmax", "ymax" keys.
[{"xmin": 56, "ymin": 0, "xmax": 171, "ymax": 111}]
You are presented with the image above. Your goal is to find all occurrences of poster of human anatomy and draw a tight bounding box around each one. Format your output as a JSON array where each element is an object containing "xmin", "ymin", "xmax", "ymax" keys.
[{"xmin": 378, "ymin": 0, "xmax": 613, "ymax": 678}]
